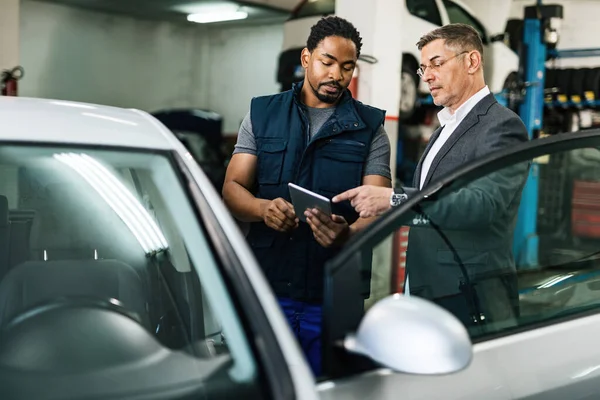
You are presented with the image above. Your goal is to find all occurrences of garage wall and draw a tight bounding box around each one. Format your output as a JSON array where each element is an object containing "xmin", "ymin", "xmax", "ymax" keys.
[
  {"xmin": 202, "ymin": 24, "xmax": 284, "ymax": 134},
  {"xmin": 19, "ymin": 0, "xmax": 284, "ymax": 135},
  {"xmin": 510, "ymin": 0, "xmax": 600, "ymax": 67},
  {"xmin": 20, "ymin": 1, "xmax": 207, "ymax": 111},
  {"xmin": 0, "ymin": 0, "xmax": 20, "ymax": 70}
]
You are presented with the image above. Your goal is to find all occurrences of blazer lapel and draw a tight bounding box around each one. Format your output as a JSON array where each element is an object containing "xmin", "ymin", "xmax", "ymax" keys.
[
  {"xmin": 413, "ymin": 125, "xmax": 444, "ymax": 188},
  {"xmin": 422, "ymin": 93, "xmax": 497, "ymax": 188}
]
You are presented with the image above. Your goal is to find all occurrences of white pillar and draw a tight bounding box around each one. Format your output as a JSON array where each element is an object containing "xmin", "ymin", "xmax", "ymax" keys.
[
  {"xmin": 335, "ymin": 0, "xmax": 403, "ymax": 184},
  {"xmin": 336, "ymin": 0, "xmax": 404, "ymax": 307},
  {"xmin": 0, "ymin": 0, "xmax": 20, "ymax": 70}
]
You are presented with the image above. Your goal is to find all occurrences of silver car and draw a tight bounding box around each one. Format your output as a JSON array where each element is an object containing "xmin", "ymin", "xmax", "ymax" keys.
[{"xmin": 1, "ymin": 96, "xmax": 600, "ymax": 400}]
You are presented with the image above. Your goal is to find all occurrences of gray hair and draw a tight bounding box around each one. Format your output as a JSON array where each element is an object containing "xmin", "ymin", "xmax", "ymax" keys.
[{"xmin": 416, "ymin": 23, "xmax": 484, "ymax": 63}]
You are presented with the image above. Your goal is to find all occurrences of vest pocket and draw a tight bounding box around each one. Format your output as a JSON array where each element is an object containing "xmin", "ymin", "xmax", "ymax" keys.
[
  {"xmin": 315, "ymin": 141, "xmax": 366, "ymax": 193},
  {"xmin": 320, "ymin": 140, "xmax": 366, "ymax": 162},
  {"xmin": 257, "ymin": 140, "xmax": 287, "ymax": 185}
]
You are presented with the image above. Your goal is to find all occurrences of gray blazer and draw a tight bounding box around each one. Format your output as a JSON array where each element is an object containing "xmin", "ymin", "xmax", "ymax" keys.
[{"xmin": 405, "ymin": 93, "xmax": 529, "ymax": 323}]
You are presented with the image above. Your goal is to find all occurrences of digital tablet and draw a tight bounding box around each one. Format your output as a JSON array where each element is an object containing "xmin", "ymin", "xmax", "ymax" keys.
[{"xmin": 288, "ymin": 182, "xmax": 332, "ymax": 223}]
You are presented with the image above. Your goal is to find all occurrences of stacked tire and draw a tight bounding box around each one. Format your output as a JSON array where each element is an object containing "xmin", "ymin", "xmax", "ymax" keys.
[{"xmin": 545, "ymin": 67, "xmax": 600, "ymax": 106}]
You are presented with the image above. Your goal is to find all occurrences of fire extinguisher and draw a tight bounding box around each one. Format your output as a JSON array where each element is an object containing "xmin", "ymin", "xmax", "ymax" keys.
[{"xmin": 1, "ymin": 66, "xmax": 24, "ymax": 96}]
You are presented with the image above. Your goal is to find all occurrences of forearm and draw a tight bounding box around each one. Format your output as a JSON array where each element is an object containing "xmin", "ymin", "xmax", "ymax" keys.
[
  {"xmin": 347, "ymin": 216, "xmax": 378, "ymax": 239},
  {"xmin": 222, "ymin": 181, "xmax": 268, "ymax": 223}
]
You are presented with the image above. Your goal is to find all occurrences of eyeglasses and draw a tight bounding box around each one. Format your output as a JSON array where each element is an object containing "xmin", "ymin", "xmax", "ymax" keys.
[{"xmin": 417, "ymin": 51, "xmax": 469, "ymax": 79}]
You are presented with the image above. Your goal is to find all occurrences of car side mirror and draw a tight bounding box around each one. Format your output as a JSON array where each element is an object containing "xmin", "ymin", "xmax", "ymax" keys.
[
  {"xmin": 343, "ymin": 294, "xmax": 472, "ymax": 375},
  {"xmin": 490, "ymin": 32, "xmax": 508, "ymax": 43}
]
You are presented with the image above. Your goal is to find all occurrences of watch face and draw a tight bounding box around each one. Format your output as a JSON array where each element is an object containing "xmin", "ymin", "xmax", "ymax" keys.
[{"xmin": 391, "ymin": 193, "xmax": 408, "ymax": 206}]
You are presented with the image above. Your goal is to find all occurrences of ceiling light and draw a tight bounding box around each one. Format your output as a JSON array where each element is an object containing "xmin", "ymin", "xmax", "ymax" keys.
[{"xmin": 187, "ymin": 10, "xmax": 248, "ymax": 24}]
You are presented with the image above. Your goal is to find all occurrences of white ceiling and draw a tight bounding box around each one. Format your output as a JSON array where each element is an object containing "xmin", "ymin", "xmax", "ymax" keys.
[
  {"xmin": 36, "ymin": 0, "xmax": 305, "ymax": 25},
  {"xmin": 242, "ymin": 0, "xmax": 300, "ymax": 11}
]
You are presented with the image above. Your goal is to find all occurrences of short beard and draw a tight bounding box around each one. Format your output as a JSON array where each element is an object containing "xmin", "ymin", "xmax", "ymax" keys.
[{"xmin": 309, "ymin": 80, "xmax": 342, "ymax": 104}]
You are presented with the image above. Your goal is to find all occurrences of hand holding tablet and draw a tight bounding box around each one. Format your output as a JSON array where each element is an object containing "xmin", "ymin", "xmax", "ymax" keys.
[{"xmin": 288, "ymin": 183, "xmax": 332, "ymax": 223}]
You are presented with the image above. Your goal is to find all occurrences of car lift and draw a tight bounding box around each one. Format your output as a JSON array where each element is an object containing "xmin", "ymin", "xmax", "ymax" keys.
[{"xmin": 511, "ymin": 0, "xmax": 600, "ymax": 269}]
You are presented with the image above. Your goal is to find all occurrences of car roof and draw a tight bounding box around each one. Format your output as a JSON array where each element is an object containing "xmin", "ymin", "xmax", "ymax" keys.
[{"xmin": 0, "ymin": 97, "xmax": 177, "ymax": 150}]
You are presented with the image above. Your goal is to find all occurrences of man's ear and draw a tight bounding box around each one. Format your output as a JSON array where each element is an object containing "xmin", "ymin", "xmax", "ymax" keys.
[
  {"xmin": 301, "ymin": 47, "xmax": 311, "ymax": 69},
  {"xmin": 467, "ymin": 50, "xmax": 482, "ymax": 74}
]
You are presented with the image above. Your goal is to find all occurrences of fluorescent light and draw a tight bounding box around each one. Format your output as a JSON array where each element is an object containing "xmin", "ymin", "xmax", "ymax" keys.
[
  {"xmin": 187, "ymin": 10, "xmax": 248, "ymax": 24},
  {"xmin": 53, "ymin": 152, "xmax": 169, "ymax": 254}
]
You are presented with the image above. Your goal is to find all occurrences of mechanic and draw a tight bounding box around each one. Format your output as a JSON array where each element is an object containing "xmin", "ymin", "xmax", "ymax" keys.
[
  {"xmin": 333, "ymin": 23, "xmax": 529, "ymax": 329},
  {"xmin": 222, "ymin": 16, "xmax": 391, "ymax": 376}
]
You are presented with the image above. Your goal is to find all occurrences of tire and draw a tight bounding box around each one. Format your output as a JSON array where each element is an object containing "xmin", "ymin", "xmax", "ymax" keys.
[
  {"xmin": 545, "ymin": 68, "xmax": 557, "ymax": 90},
  {"xmin": 556, "ymin": 68, "xmax": 573, "ymax": 97},
  {"xmin": 584, "ymin": 67, "xmax": 600, "ymax": 103},
  {"xmin": 505, "ymin": 19, "xmax": 524, "ymax": 53},
  {"xmin": 568, "ymin": 68, "xmax": 587, "ymax": 101},
  {"xmin": 399, "ymin": 62, "xmax": 419, "ymax": 121}
]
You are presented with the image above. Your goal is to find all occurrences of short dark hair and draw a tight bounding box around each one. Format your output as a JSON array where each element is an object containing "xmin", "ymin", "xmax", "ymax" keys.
[
  {"xmin": 306, "ymin": 16, "xmax": 363, "ymax": 58},
  {"xmin": 416, "ymin": 23, "xmax": 484, "ymax": 62}
]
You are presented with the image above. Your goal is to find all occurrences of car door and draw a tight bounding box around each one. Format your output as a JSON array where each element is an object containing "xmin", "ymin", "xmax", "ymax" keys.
[
  {"xmin": 317, "ymin": 129, "xmax": 600, "ymax": 399},
  {"xmin": 170, "ymin": 146, "xmax": 319, "ymax": 400}
]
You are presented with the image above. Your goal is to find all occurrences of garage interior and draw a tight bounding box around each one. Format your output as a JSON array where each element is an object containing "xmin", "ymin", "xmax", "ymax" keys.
[
  {"xmin": 2, "ymin": 0, "xmax": 600, "ymax": 305},
  {"xmin": 2, "ymin": 0, "xmax": 600, "ymax": 346}
]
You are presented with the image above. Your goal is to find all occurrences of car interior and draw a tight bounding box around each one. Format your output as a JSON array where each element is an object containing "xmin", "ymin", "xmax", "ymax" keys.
[{"xmin": 0, "ymin": 146, "xmax": 265, "ymax": 400}]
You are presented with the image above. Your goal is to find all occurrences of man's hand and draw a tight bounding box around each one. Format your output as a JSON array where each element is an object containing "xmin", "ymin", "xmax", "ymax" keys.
[
  {"xmin": 305, "ymin": 208, "xmax": 349, "ymax": 248},
  {"xmin": 332, "ymin": 185, "xmax": 393, "ymax": 218},
  {"xmin": 261, "ymin": 198, "xmax": 299, "ymax": 232}
]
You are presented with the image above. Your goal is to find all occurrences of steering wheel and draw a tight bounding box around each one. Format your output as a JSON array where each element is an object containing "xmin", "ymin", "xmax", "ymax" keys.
[{"xmin": 3, "ymin": 296, "xmax": 143, "ymax": 331}]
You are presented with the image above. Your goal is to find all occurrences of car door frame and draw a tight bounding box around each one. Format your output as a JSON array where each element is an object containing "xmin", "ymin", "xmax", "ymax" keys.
[
  {"xmin": 171, "ymin": 151, "xmax": 305, "ymax": 400},
  {"xmin": 320, "ymin": 129, "xmax": 600, "ymax": 399}
]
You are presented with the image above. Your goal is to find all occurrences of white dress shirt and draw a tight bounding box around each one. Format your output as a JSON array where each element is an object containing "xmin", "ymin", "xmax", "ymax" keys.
[
  {"xmin": 419, "ymin": 86, "xmax": 491, "ymax": 189},
  {"xmin": 406, "ymin": 85, "xmax": 491, "ymax": 296}
]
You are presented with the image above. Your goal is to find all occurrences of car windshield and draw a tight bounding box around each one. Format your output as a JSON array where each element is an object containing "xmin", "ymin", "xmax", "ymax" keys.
[{"xmin": 0, "ymin": 145, "xmax": 263, "ymax": 399}]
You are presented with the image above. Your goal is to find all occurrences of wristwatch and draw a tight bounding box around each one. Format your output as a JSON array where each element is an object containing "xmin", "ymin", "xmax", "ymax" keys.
[{"xmin": 390, "ymin": 188, "xmax": 408, "ymax": 207}]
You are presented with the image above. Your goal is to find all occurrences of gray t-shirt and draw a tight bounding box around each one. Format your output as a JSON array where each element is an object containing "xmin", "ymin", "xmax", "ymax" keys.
[{"xmin": 233, "ymin": 106, "xmax": 391, "ymax": 179}]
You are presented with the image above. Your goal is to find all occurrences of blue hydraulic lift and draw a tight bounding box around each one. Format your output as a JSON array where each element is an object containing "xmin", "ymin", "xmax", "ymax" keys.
[
  {"xmin": 412, "ymin": 1, "xmax": 600, "ymax": 268},
  {"xmin": 511, "ymin": 1, "xmax": 600, "ymax": 268},
  {"xmin": 511, "ymin": 2, "xmax": 554, "ymax": 269}
]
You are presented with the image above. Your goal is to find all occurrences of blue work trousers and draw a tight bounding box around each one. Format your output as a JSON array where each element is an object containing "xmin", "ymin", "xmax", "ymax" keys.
[{"xmin": 277, "ymin": 297, "xmax": 322, "ymax": 377}]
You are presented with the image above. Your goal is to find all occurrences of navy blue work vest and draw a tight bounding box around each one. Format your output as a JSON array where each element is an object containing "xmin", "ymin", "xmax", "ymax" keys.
[{"xmin": 247, "ymin": 82, "xmax": 385, "ymax": 302}]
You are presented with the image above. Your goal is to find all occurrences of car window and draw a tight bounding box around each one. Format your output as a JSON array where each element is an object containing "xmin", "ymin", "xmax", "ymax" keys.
[
  {"xmin": 324, "ymin": 133, "xmax": 600, "ymax": 376},
  {"xmin": 442, "ymin": 0, "xmax": 487, "ymax": 42},
  {"xmin": 291, "ymin": 0, "xmax": 335, "ymax": 19},
  {"xmin": 0, "ymin": 146, "xmax": 267, "ymax": 399},
  {"xmin": 406, "ymin": 0, "xmax": 442, "ymax": 26}
]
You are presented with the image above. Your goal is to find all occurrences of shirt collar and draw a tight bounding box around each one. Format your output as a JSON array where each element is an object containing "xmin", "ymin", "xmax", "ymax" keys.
[{"xmin": 437, "ymin": 85, "xmax": 491, "ymax": 127}]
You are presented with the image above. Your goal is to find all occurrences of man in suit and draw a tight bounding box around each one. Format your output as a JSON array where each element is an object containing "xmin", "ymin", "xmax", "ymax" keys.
[{"xmin": 333, "ymin": 23, "xmax": 529, "ymax": 330}]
